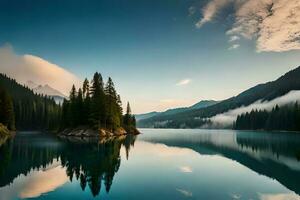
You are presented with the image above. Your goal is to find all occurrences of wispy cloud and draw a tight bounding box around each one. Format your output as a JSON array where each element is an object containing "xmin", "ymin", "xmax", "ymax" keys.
[
  {"xmin": 176, "ymin": 188, "xmax": 193, "ymax": 197},
  {"xmin": 229, "ymin": 35, "xmax": 240, "ymax": 42},
  {"xmin": 176, "ymin": 79, "xmax": 191, "ymax": 86},
  {"xmin": 195, "ymin": 0, "xmax": 232, "ymax": 28},
  {"xmin": 179, "ymin": 166, "xmax": 193, "ymax": 173},
  {"xmin": 228, "ymin": 44, "xmax": 240, "ymax": 50},
  {"xmin": 196, "ymin": 0, "xmax": 300, "ymax": 52},
  {"xmin": 0, "ymin": 45, "xmax": 81, "ymax": 95}
]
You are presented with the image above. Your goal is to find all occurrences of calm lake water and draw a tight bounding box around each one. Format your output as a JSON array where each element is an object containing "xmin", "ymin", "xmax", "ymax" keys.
[{"xmin": 0, "ymin": 129, "xmax": 300, "ymax": 200}]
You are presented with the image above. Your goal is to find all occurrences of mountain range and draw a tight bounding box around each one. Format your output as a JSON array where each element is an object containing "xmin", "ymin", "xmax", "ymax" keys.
[
  {"xmin": 137, "ymin": 66, "xmax": 300, "ymax": 128},
  {"xmin": 135, "ymin": 100, "xmax": 218, "ymax": 121}
]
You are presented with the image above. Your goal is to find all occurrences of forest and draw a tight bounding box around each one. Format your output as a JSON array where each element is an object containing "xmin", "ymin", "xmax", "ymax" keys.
[
  {"xmin": 235, "ymin": 103, "xmax": 300, "ymax": 131},
  {"xmin": 61, "ymin": 72, "xmax": 136, "ymax": 133},
  {"xmin": 0, "ymin": 74, "xmax": 61, "ymax": 131},
  {"xmin": 0, "ymin": 72, "xmax": 136, "ymax": 134}
]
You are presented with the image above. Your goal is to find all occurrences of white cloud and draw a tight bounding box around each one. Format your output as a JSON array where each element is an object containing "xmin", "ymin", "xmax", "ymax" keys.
[
  {"xmin": 0, "ymin": 45, "xmax": 81, "ymax": 95},
  {"xmin": 179, "ymin": 166, "xmax": 193, "ymax": 173},
  {"xmin": 176, "ymin": 188, "xmax": 193, "ymax": 197},
  {"xmin": 196, "ymin": 0, "xmax": 231, "ymax": 28},
  {"xmin": 228, "ymin": 44, "xmax": 240, "ymax": 50},
  {"xmin": 229, "ymin": 35, "xmax": 240, "ymax": 42},
  {"xmin": 197, "ymin": 0, "xmax": 300, "ymax": 52},
  {"xmin": 176, "ymin": 79, "xmax": 191, "ymax": 86}
]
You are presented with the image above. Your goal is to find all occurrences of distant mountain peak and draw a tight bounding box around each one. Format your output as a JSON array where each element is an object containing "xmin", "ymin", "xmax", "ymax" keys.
[
  {"xmin": 26, "ymin": 80, "xmax": 38, "ymax": 89},
  {"xmin": 25, "ymin": 80, "xmax": 67, "ymax": 100},
  {"xmin": 33, "ymin": 84, "xmax": 66, "ymax": 98}
]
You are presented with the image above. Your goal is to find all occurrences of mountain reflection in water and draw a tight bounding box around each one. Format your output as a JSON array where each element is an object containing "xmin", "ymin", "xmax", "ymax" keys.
[{"xmin": 139, "ymin": 129, "xmax": 300, "ymax": 195}]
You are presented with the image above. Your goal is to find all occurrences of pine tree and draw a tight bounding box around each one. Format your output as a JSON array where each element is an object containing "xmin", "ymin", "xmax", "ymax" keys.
[
  {"xmin": 89, "ymin": 72, "xmax": 106, "ymax": 128},
  {"xmin": 82, "ymin": 78, "xmax": 89, "ymax": 99},
  {"xmin": 104, "ymin": 77, "xmax": 121, "ymax": 130},
  {"xmin": 77, "ymin": 88, "xmax": 84, "ymax": 125},
  {"xmin": 0, "ymin": 87, "xmax": 15, "ymax": 130}
]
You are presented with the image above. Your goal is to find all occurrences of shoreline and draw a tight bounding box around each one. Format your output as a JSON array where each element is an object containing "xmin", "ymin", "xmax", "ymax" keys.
[{"xmin": 58, "ymin": 127, "xmax": 140, "ymax": 138}]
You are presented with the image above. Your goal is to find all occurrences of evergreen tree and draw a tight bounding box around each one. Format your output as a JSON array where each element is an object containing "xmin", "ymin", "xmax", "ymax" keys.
[
  {"xmin": 77, "ymin": 88, "xmax": 84, "ymax": 125},
  {"xmin": 0, "ymin": 74, "xmax": 61, "ymax": 131},
  {"xmin": 104, "ymin": 77, "xmax": 122, "ymax": 131},
  {"xmin": 235, "ymin": 103, "xmax": 300, "ymax": 131},
  {"xmin": 82, "ymin": 78, "xmax": 89, "ymax": 99},
  {"xmin": 89, "ymin": 72, "xmax": 106, "ymax": 128},
  {"xmin": 0, "ymin": 87, "xmax": 15, "ymax": 130}
]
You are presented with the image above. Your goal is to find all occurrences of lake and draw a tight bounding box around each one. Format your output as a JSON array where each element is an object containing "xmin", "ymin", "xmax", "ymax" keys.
[{"xmin": 0, "ymin": 129, "xmax": 300, "ymax": 200}]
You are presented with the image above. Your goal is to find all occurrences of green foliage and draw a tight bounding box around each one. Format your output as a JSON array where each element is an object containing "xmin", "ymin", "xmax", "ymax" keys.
[
  {"xmin": 235, "ymin": 103, "xmax": 300, "ymax": 131},
  {"xmin": 61, "ymin": 72, "xmax": 132, "ymax": 132},
  {"xmin": 0, "ymin": 86, "xmax": 15, "ymax": 130},
  {"xmin": 0, "ymin": 74, "xmax": 61, "ymax": 131},
  {"xmin": 123, "ymin": 102, "xmax": 136, "ymax": 132}
]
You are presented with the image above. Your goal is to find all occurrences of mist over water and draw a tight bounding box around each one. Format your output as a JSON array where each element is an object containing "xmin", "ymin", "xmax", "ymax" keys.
[{"xmin": 205, "ymin": 90, "xmax": 300, "ymax": 128}]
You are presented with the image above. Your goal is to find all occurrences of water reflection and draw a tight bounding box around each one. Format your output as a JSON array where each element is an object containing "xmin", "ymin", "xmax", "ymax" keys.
[
  {"xmin": 0, "ymin": 130, "xmax": 300, "ymax": 200},
  {"xmin": 139, "ymin": 129, "xmax": 300, "ymax": 195},
  {"xmin": 0, "ymin": 133, "xmax": 136, "ymax": 198}
]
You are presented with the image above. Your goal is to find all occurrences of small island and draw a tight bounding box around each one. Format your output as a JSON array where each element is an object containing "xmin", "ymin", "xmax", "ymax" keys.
[
  {"xmin": 59, "ymin": 72, "xmax": 139, "ymax": 138},
  {"xmin": 0, "ymin": 72, "xmax": 139, "ymax": 141}
]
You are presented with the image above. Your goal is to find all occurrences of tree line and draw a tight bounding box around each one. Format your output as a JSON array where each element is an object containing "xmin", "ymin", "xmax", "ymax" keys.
[
  {"xmin": 61, "ymin": 72, "xmax": 136, "ymax": 132},
  {"xmin": 0, "ymin": 74, "xmax": 61, "ymax": 131},
  {"xmin": 235, "ymin": 103, "xmax": 300, "ymax": 131},
  {"xmin": 0, "ymin": 72, "xmax": 136, "ymax": 133}
]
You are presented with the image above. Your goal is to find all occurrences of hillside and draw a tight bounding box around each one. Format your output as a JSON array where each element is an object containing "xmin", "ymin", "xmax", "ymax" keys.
[
  {"xmin": 0, "ymin": 74, "xmax": 61, "ymax": 130},
  {"xmin": 135, "ymin": 100, "xmax": 218, "ymax": 121},
  {"xmin": 138, "ymin": 66, "xmax": 300, "ymax": 128}
]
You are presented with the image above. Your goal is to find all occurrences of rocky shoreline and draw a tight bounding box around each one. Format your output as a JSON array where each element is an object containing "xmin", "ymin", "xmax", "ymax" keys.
[{"xmin": 58, "ymin": 127, "xmax": 140, "ymax": 138}]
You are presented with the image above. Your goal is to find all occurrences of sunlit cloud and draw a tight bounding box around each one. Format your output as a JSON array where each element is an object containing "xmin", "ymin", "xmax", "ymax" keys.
[
  {"xmin": 259, "ymin": 193, "xmax": 300, "ymax": 200},
  {"xmin": 176, "ymin": 79, "xmax": 191, "ymax": 86},
  {"xmin": 179, "ymin": 166, "xmax": 193, "ymax": 173},
  {"xmin": 196, "ymin": 0, "xmax": 300, "ymax": 52},
  {"xmin": 0, "ymin": 45, "xmax": 81, "ymax": 95}
]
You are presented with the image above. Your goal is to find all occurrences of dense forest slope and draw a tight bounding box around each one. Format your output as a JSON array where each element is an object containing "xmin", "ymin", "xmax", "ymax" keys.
[
  {"xmin": 135, "ymin": 100, "xmax": 218, "ymax": 121},
  {"xmin": 138, "ymin": 66, "xmax": 300, "ymax": 128},
  {"xmin": 0, "ymin": 74, "xmax": 61, "ymax": 131}
]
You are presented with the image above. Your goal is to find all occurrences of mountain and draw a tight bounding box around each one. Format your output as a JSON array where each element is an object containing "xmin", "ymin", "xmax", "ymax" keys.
[
  {"xmin": 135, "ymin": 112, "xmax": 160, "ymax": 121},
  {"xmin": 138, "ymin": 66, "xmax": 300, "ymax": 128},
  {"xmin": 26, "ymin": 80, "xmax": 38, "ymax": 89},
  {"xmin": 135, "ymin": 100, "xmax": 218, "ymax": 122},
  {"xmin": 33, "ymin": 84, "xmax": 66, "ymax": 97},
  {"xmin": 25, "ymin": 81, "xmax": 66, "ymax": 104}
]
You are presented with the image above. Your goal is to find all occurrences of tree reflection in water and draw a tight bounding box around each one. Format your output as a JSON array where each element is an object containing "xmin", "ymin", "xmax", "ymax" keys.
[{"xmin": 0, "ymin": 133, "xmax": 136, "ymax": 197}]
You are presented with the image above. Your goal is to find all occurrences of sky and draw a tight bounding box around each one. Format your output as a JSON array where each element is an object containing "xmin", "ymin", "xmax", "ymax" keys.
[{"xmin": 0, "ymin": 0, "xmax": 299, "ymax": 114}]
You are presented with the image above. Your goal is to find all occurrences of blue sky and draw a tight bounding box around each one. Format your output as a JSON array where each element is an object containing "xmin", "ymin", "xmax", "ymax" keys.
[{"xmin": 0, "ymin": 0, "xmax": 300, "ymax": 113}]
